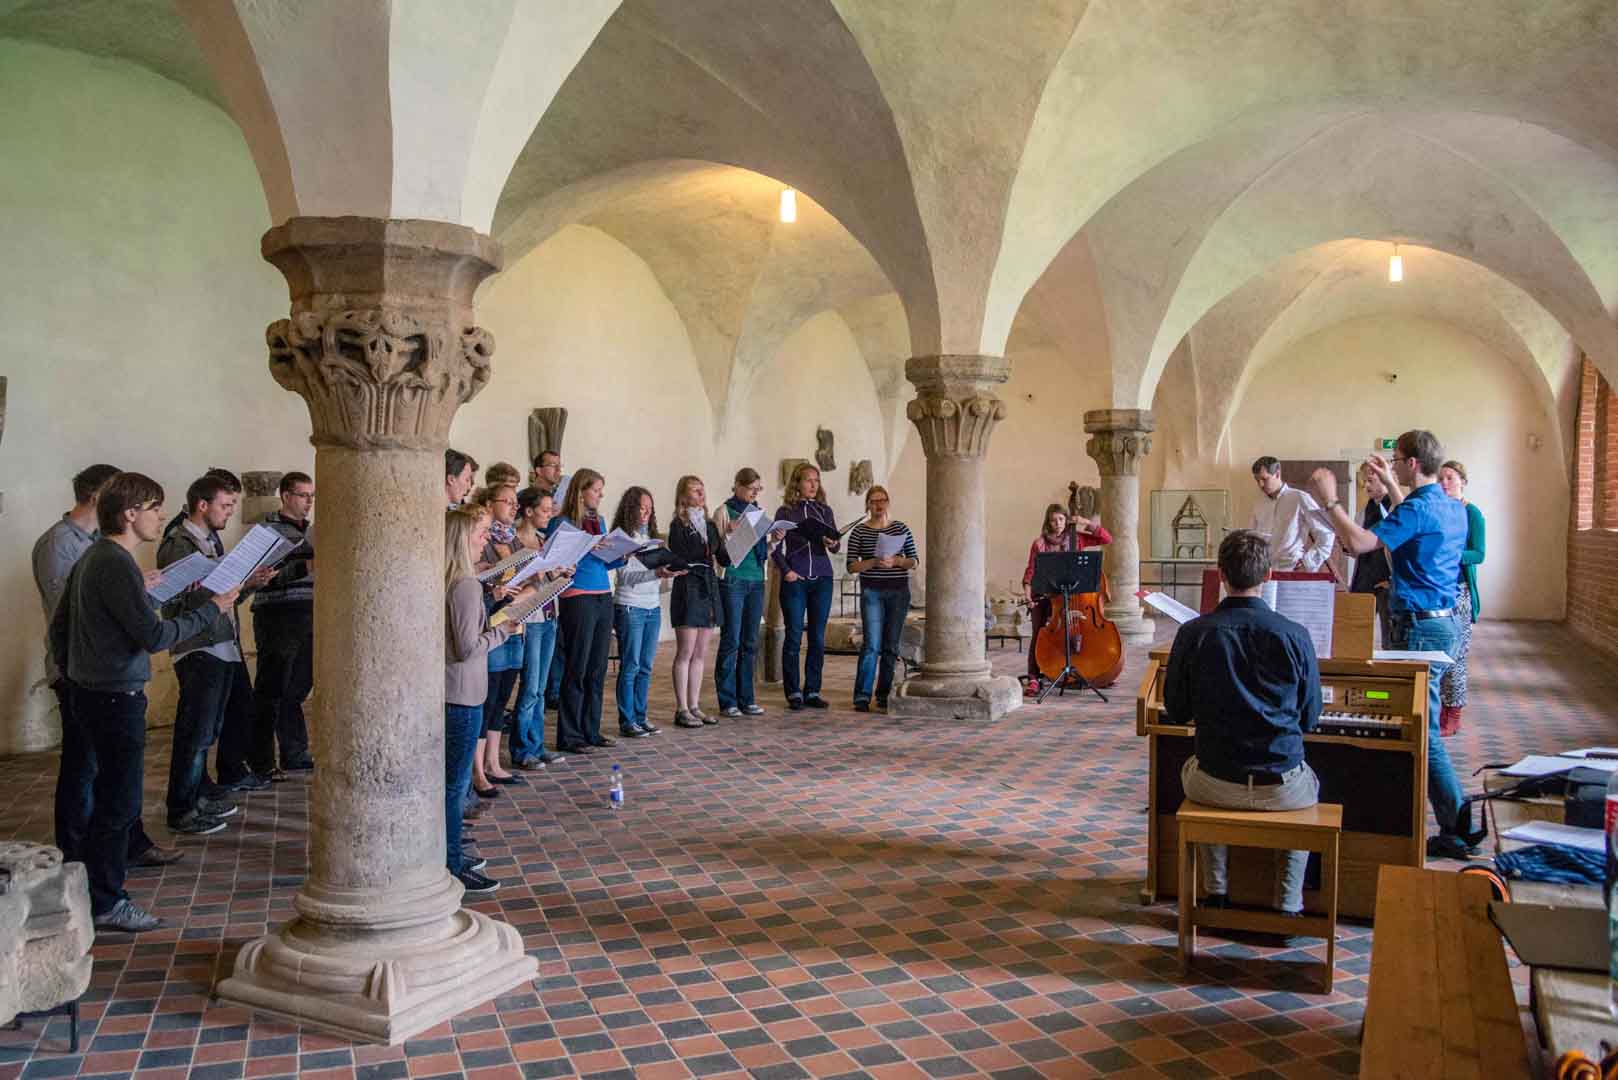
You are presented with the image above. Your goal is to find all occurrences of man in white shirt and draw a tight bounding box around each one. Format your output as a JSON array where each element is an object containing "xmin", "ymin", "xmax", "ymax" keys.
[{"xmin": 1249, "ymin": 456, "xmax": 1336, "ymax": 572}]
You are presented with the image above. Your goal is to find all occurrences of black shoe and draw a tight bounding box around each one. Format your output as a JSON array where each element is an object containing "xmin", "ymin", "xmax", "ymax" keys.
[
  {"xmin": 282, "ymin": 758, "xmax": 315, "ymax": 772},
  {"xmin": 853, "ymin": 700, "xmax": 870, "ymax": 713},
  {"xmin": 169, "ymin": 810, "xmax": 227, "ymax": 836},
  {"xmin": 130, "ymin": 843, "xmax": 184, "ymax": 867},
  {"xmin": 198, "ymin": 797, "xmax": 239, "ymax": 819},
  {"xmin": 591, "ymin": 736, "xmax": 616, "ymax": 748},
  {"xmin": 788, "ymin": 696, "xmax": 804, "ymax": 711},
  {"xmin": 221, "ymin": 773, "xmax": 271, "ymax": 792},
  {"xmin": 461, "ymin": 854, "xmax": 488, "ymax": 873},
  {"xmin": 804, "ymin": 695, "xmax": 829, "ymax": 709},
  {"xmin": 636, "ymin": 721, "xmax": 660, "ymax": 736},
  {"xmin": 1426, "ymin": 833, "xmax": 1478, "ymax": 860},
  {"xmin": 490, "ymin": 774, "xmax": 525, "ymax": 785},
  {"xmin": 558, "ymin": 743, "xmax": 594, "ymax": 755},
  {"xmin": 874, "ymin": 697, "xmax": 888, "ymax": 711},
  {"xmin": 1202, "ymin": 893, "xmax": 1230, "ymax": 910},
  {"xmin": 619, "ymin": 726, "xmax": 647, "ymax": 739},
  {"xmin": 455, "ymin": 869, "xmax": 500, "ymax": 896},
  {"xmin": 545, "ymin": 697, "xmax": 561, "ymax": 711},
  {"xmin": 473, "ymin": 785, "xmax": 501, "ymax": 799},
  {"xmin": 537, "ymin": 752, "xmax": 566, "ymax": 765}
]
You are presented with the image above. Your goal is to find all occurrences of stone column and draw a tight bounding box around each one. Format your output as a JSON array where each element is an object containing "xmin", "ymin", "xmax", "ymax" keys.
[
  {"xmin": 1084, "ymin": 408, "xmax": 1156, "ymax": 645},
  {"xmin": 890, "ymin": 355, "xmax": 1021, "ymax": 720},
  {"xmin": 214, "ymin": 218, "xmax": 535, "ymax": 1044}
]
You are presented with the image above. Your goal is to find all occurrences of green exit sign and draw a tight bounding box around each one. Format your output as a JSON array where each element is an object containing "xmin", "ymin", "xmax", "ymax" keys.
[{"xmin": 1376, "ymin": 438, "xmax": 1397, "ymax": 450}]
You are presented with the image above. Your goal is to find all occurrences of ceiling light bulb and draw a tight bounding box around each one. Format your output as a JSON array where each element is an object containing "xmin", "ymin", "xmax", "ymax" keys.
[
  {"xmin": 1389, "ymin": 245, "xmax": 1403, "ymax": 284},
  {"xmin": 780, "ymin": 188, "xmax": 797, "ymax": 224}
]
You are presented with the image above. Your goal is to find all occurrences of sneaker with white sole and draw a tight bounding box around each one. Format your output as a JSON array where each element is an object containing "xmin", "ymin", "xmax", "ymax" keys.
[
  {"xmin": 198, "ymin": 797, "xmax": 238, "ymax": 818},
  {"xmin": 93, "ymin": 898, "xmax": 163, "ymax": 933},
  {"xmin": 721, "ymin": 706, "xmax": 742, "ymax": 718},
  {"xmin": 168, "ymin": 810, "xmax": 227, "ymax": 836}
]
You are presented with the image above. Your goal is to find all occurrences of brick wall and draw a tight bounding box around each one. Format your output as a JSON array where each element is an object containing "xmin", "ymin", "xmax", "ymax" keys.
[{"xmin": 1567, "ymin": 357, "xmax": 1618, "ymax": 659}]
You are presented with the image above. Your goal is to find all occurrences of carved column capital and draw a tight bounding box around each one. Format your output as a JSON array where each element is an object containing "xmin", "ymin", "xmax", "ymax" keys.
[
  {"xmin": 904, "ymin": 354, "xmax": 1011, "ymax": 459},
  {"xmin": 1083, "ymin": 408, "xmax": 1156, "ymax": 476},
  {"xmin": 262, "ymin": 217, "xmax": 502, "ymax": 451}
]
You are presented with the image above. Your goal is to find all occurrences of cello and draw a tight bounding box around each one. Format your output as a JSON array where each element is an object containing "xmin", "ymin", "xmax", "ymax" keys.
[{"xmin": 1032, "ymin": 483, "xmax": 1124, "ymax": 691}]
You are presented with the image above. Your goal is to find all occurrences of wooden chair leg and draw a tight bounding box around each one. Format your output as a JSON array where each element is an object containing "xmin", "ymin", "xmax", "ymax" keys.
[
  {"xmin": 1178, "ymin": 831, "xmax": 1195, "ymax": 972},
  {"xmin": 1323, "ymin": 834, "xmax": 1339, "ymax": 994}
]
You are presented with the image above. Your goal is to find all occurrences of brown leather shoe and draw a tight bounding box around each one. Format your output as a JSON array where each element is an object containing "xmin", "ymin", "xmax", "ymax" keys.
[{"xmin": 130, "ymin": 843, "xmax": 184, "ymax": 867}]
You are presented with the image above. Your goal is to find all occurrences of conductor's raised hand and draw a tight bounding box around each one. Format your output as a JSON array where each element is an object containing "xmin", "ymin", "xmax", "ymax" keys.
[{"xmin": 1308, "ymin": 467, "xmax": 1339, "ymax": 508}]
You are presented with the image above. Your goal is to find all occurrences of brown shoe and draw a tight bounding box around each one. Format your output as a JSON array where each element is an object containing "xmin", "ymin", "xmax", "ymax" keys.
[{"xmin": 130, "ymin": 843, "xmax": 184, "ymax": 867}]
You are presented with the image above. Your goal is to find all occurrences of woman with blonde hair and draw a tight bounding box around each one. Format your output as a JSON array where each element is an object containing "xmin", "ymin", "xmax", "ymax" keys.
[
  {"xmin": 844, "ymin": 484, "xmax": 918, "ymax": 712},
  {"xmin": 444, "ymin": 507, "xmax": 523, "ymax": 896},
  {"xmin": 668, "ymin": 475, "xmax": 725, "ymax": 727},
  {"xmin": 771, "ymin": 462, "xmax": 840, "ymax": 710},
  {"xmin": 1437, "ymin": 460, "xmax": 1486, "ymax": 736}
]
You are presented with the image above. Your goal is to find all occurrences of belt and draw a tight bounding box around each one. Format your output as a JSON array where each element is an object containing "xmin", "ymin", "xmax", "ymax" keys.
[
  {"xmin": 1397, "ymin": 607, "xmax": 1454, "ymax": 620},
  {"xmin": 1199, "ymin": 761, "xmax": 1296, "ymax": 787}
]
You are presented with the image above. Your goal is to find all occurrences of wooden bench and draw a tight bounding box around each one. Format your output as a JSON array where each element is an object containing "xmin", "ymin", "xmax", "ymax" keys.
[
  {"xmin": 1359, "ymin": 865, "xmax": 1530, "ymax": 1078},
  {"xmin": 1177, "ymin": 801, "xmax": 1342, "ymax": 991}
]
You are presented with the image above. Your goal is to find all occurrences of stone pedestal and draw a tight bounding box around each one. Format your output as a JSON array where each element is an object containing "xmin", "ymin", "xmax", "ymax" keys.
[
  {"xmin": 890, "ymin": 356, "xmax": 1021, "ymax": 721},
  {"xmin": 1084, "ymin": 409, "xmax": 1156, "ymax": 645},
  {"xmin": 0, "ymin": 843, "xmax": 92, "ymax": 1027},
  {"xmin": 213, "ymin": 218, "xmax": 534, "ymax": 1044}
]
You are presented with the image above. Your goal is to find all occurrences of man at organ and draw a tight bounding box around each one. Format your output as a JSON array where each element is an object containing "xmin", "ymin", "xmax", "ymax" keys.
[{"xmin": 1165, "ymin": 530, "xmax": 1322, "ymax": 916}]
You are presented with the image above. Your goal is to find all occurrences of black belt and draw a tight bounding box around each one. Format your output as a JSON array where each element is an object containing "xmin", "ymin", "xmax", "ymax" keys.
[
  {"xmin": 1199, "ymin": 761, "xmax": 1291, "ymax": 786},
  {"xmin": 1396, "ymin": 607, "xmax": 1453, "ymax": 621}
]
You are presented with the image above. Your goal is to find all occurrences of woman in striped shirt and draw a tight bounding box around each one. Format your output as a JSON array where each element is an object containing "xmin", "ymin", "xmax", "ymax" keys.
[{"xmin": 844, "ymin": 485, "xmax": 918, "ymax": 712}]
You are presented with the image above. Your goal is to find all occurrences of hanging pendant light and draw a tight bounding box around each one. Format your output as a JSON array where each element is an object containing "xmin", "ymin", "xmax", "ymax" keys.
[
  {"xmin": 1388, "ymin": 243, "xmax": 1403, "ymax": 283},
  {"xmin": 779, "ymin": 188, "xmax": 797, "ymax": 224}
]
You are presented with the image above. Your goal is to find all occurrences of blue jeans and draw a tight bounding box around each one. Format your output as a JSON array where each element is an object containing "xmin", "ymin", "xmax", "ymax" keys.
[
  {"xmin": 855, "ymin": 585, "xmax": 909, "ymax": 704},
  {"xmin": 614, "ymin": 604, "xmax": 661, "ymax": 728},
  {"xmin": 715, "ymin": 578, "xmax": 765, "ymax": 709},
  {"xmin": 511, "ymin": 618, "xmax": 557, "ymax": 761},
  {"xmin": 70, "ymin": 685, "xmax": 149, "ymax": 916},
  {"xmin": 779, "ymin": 575, "xmax": 834, "ymax": 700},
  {"xmin": 1396, "ymin": 613, "xmax": 1465, "ymax": 836},
  {"xmin": 444, "ymin": 703, "xmax": 483, "ymax": 874}
]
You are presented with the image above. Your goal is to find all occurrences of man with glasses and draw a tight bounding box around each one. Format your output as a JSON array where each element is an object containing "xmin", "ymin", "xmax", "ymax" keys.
[
  {"xmin": 34, "ymin": 464, "xmax": 183, "ymax": 870},
  {"xmin": 1309, "ymin": 430, "xmax": 1472, "ymax": 858},
  {"xmin": 50, "ymin": 473, "xmax": 240, "ymax": 932},
  {"xmin": 250, "ymin": 471, "xmax": 316, "ymax": 775}
]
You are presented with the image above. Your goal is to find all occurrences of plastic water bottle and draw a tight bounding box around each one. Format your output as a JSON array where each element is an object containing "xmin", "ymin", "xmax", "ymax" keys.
[
  {"xmin": 609, "ymin": 765, "xmax": 624, "ymax": 811},
  {"xmin": 1607, "ymin": 770, "xmax": 1618, "ymax": 1015}
]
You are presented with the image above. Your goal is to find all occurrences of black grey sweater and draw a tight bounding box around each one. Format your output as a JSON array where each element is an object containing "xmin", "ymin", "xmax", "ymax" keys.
[{"xmin": 49, "ymin": 539, "xmax": 220, "ymax": 692}]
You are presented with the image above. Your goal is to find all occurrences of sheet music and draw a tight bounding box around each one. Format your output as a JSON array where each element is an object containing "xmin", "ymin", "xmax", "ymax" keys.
[
  {"xmin": 1500, "ymin": 754, "xmax": 1618, "ymax": 777},
  {"xmin": 148, "ymin": 552, "xmax": 217, "ymax": 603},
  {"xmin": 476, "ymin": 546, "xmax": 538, "ymax": 583},
  {"xmin": 1499, "ymin": 821, "xmax": 1604, "ymax": 854},
  {"xmin": 1271, "ymin": 578, "xmax": 1335, "ymax": 658},
  {"xmin": 1372, "ymin": 649, "xmax": 1455, "ymax": 664},
  {"xmin": 873, "ymin": 532, "xmax": 908, "ymax": 560},
  {"xmin": 199, "ymin": 525, "xmax": 295, "ymax": 593},
  {"xmin": 1142, "ymin": 591, "xmax": 1200, "ymax": 625},
  {"xmin": 723, "ymin": 508, "xmax": 772, "ymax": 568},
  {"xmin": 590, "ymin": 527, "xmax": 656, "ymax": 565},
  {"xmin": 490, "ymin": 575, "xmax": 573, "ymax": 627},
  {"xmin": 686, "ymin": 506, "xmax": 707, "ymax": 534}
]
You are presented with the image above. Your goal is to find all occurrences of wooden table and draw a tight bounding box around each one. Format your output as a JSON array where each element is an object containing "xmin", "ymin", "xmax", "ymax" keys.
[
  {"xmin": 1360, "ymin": 865, "xmax": 1530, "ymax": 1078},
  {"xmin": 1485, "ymin": 773, "xmax": 1612, "ymax": 1063}
]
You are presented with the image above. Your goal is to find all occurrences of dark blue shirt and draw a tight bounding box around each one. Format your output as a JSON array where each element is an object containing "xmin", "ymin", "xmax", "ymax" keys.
[
  {"xmin": 1164, "ymin": 596, "xmax": 1321, "ymax": 781},
  {"xmin": 1371, "ymin": 483, "xmax": 1467, "ymax": 613}
]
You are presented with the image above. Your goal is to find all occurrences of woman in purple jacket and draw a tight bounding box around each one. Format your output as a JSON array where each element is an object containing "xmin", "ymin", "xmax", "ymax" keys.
[{"xmin": 772, "ymin": 462, "xmax": 840, "ymax": 710}]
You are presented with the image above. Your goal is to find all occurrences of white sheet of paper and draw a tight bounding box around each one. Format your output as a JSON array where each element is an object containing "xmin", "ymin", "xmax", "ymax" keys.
[
  {"xmin": 1272, "ymin": 578, "xmax": 1335, "ymax": 658},
  {"xmin": 200, "ymin": 525, "xmax": 293, "ymax": 593},
  {"xmin": 723, "ymin": 508, "xmax": 769, "ymax": 568},
  {"xmin": 1372, "ymin": 649, "xmax": 1456, "ymax": 665},
  {"xmin": 509, "ymin": 528, "xmax": 598, "ymax": 586},
  {"xmin": 686, "ymin": 507, "xmax": 707, "ymax": 534},
  {"xmin": 1500, "ymin": 820, "xmax": 1605, "ymax": 854},
  {"xmin": 590, "ymin": 527, "xmax": 655, "ymax": 565},
  {"xmin": 1142, "ymin": 591, "xmax": 1200, "ymax": 625},
  {"xmin": 148, "ymin": 552, "xmax": 217, "ymax": 603},
  {"xmin": 1560, "ymin": 747, "xmax": 1618, "ymax": 760},
  {"xmin": 873, "ymin": 532, "xmax": 908, "ymax": 560},
  {"xmin": 1500, "ymin": 754, "xmax": 1618, "ymax": 777}
]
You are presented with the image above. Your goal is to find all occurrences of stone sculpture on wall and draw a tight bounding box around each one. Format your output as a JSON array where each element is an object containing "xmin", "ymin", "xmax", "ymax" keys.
[
  {"xmin": 1068, "ymin": 481, "xmax": 1100, "ymax": 519},
  {"xmin": 815, "ymin": 427, "xmax": 836, "ymax": 472},
  {"xmin": 848, "ymin": 459, "xmax": 873, "ymax": 496},
  {"xmin": 527, "ymin": 407, "xmax": 568, "ymax": 465},
  {"xmin": 0, "ymin": 842, "xmax": 92, "ymax": 1031},
  {"xmin": 779, "ymin": 458, "xmax": 810, "ymax": 496}
]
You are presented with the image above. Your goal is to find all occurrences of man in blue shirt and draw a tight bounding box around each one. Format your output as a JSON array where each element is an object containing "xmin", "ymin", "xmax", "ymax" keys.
[
  {"xmin": 1310, "ymin": 429, "xmax": 1472, "ymax": 858},
  {"xmin": 1166, "ymin": 530, "xmax": 1322, "ymax": 915}
]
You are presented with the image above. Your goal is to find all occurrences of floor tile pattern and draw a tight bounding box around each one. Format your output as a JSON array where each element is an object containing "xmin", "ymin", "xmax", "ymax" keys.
[{"xmin": 0, "ymin": 621, "xmax": 1611, "ymax": 1078}]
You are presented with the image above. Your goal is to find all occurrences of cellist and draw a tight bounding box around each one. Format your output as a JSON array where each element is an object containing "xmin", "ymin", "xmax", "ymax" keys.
[{"xmin": 1021, "ymin": 502, "xmax": 1112, "ymax": 693}]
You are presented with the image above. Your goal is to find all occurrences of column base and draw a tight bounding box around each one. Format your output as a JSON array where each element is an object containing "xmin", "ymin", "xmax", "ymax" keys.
[
  {"xmin": 1106, "ymin": 605, "xmax": 1157, "ymax": 645},
  {"xmin": 215, "ymin": 906, "xmax": 536, "ymax": 1045},
  {"xmin": 891, "ymin": 671, "xmax": 1022, "ymax": 720}
]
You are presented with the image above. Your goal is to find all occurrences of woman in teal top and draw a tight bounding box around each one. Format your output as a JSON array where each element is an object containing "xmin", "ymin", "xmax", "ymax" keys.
[{"xmin": 1437, "ymin": 460, "xmax": 1485, "ymax": 736}]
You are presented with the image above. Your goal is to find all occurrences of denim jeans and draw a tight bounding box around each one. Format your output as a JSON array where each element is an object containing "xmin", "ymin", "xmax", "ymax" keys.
[
  {"xmin": 54, "ymin": 681, "xmax": 154, "ymax": 866},
  {"xmin": 252, "ymin": 606, "xmax": 313, "ymax": 769},
  {"xmin": 511, "ymin": 618, "xmax": 557, "ymax": 761},
  {"xmin": 444, "ymin": 703, "xmax": 482, "ymax": 874},
  {"xmin": 1182, "ymin": 758, "xmax": 1320, "ymax": 913},
  {"xmin": 715, "ymin": 578, "xmax": 765, "ymax": 710},
  {"xmin": 779, "ymin": 575, "xmax": 834, "ymax": 700},
  {"xmin": 167, "ymin": 653, "xmax": 233, "ymax": 819},
  {"xmin": 1393, "ymin": 612, "xmax": 1465, "ymax": 835},
  {"xmin": 855, "ymin": 585, "xmax": 909, "ymax": 704},
  {"xmin": 70, "ymin": 685, "xmax": 149, "ymax": 916},
  {"xmin": 614, "ymin": 604, "xmax": 661, "ymax": 728}
]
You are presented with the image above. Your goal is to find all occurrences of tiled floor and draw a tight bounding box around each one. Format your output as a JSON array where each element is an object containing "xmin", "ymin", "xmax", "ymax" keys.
[{"xmin": 1, "ymin": 621, "xmax": 1612, "ymax": 1079}]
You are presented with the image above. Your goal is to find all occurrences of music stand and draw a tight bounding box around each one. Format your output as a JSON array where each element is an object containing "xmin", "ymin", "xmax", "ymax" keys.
[{"xmin": 1031, "ymin": 550, "xmax": 1107, "ymax": 704}]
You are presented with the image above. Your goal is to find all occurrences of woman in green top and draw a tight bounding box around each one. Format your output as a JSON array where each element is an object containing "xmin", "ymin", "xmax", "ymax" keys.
[{"xmin": 1437, "ymin": 460, "xmax": 1485, "ymax": 736}]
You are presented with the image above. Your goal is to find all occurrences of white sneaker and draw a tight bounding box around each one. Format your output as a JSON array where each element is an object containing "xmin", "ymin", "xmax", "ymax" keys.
[{"xmin": 721, "ymin": 706, "xmax": 742, "ymax": 718}]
